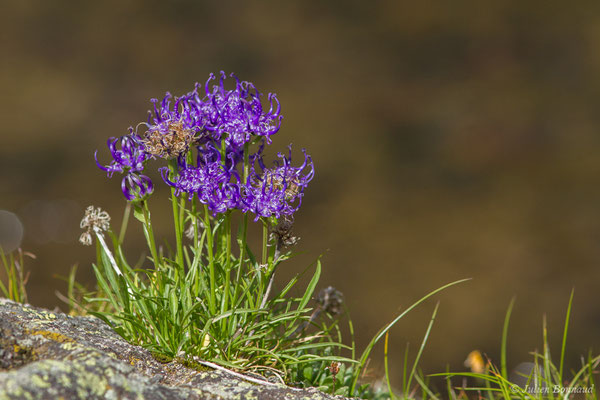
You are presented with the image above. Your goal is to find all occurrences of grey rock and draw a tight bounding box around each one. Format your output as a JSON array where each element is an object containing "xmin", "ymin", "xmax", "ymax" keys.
[{"xmin": 0, "ymin": 299, "xmax": 347, "ymax": 400}]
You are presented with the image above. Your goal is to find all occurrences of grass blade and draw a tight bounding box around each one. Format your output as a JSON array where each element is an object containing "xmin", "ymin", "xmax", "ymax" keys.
[
  {"xmin": 350, "ymin": 278, "xmax": 470, "ymax": 395},
  {"xmin": 559, "ymin": 288, "xmax": 574, "ymax": 383},
  {"xmin": 297, "ymin": 259, "xmax": 321, "ymax": 311},
  {"xmin": 501, "ymin": 297, "xmax": 516, "ymax": 379},
  {"xmin": 406, "ymin": 302, "xmax": 440, "ymax": 396}
]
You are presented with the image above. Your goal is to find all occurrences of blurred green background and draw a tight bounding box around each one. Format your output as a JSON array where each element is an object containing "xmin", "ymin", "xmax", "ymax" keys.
[{"xmin": 2, "ymin": 0, "xmax": 600, "ymax": 387}]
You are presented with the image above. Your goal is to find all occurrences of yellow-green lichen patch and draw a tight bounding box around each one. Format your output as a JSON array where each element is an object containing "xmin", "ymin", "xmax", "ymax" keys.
[
  {"xmin": 61, "ymin": 342, "xmax": 77, "ymax": 351},
  {"xmin": 30, "ymin": 374, "xmax": 51, "ymax": 389},
  {"xmin": 57, "ymin": 372, "xmax": 71, "ymax": 388},
  {"xmin": 7, "ymin": 342, "xmax": 36, "ymax": 367},
  {"xmin": 26, "ymin": 329, "xmax": 74, "ymax": 344},
  {"xmin": 4, "ymin": 379, "xmax": 25, "ymax": 397},
  {"xmin": 24, "ymin": 308, "xmax": 57, "ymax": 323},
  {"xmin": 75, "ymin": 366, "xmax": 108, "ymax": 398},
  {"xmin": 128, "ymin": 356, "xmax": 142, "ymax": 366},
  {"xmin": 84, "ymin": 357, "xmax": 97, "ymax": 367}
]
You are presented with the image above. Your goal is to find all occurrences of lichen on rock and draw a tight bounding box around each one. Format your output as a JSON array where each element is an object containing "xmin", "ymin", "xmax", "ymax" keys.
[{"xmin": 0, "ymin": 299, "xmax": 348, "ymax": 400}]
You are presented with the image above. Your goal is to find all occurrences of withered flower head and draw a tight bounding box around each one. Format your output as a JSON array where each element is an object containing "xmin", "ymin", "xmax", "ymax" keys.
[
  {"xmin": 79, "ymin": 206, "xmax": 111, "ymax": 246},
  {"xmin": 142, "ymin": 120, "xmax": 196, "ymax": 159},
  {"xmin": 270, "ymin": 217, "xmax": 300, "ymax": 249},
  {"xmin": 316, "ymin": 286, "xmax": 344, "ymax": 316}
]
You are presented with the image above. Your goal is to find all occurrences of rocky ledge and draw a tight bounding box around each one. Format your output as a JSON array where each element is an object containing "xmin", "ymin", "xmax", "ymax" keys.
[{"xmin": 0, "ymin": 299, "xmax": 346, "ymax": 400}]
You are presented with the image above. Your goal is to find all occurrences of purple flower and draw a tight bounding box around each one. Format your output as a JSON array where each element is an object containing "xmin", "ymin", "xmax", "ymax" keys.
[
  {"xmin": 95, "ymin": 133, "xmax": 154, "ymax": 201},
  {"xmin": 143, "ymin": 93, "xmax": 205, "ymax": 159},
  {"xmin": 161, "ymin": 146, "xmax": 241, "ymax": 214},
  {"xmin": 139, "ymin": 72, "xmax": 282, "ymax": 163},
  {"xmin": 206, "ymin": 182, "xmax": 241, "ymax": 215},
  {"xmin": 122, "ymin": 173, "xmax": 154, "ymax": 201},
  {"xmin": 201, "ymin": 71, "xmax": 283, "ymax": 150},
  {"xmin": 242, "ymin": 146, "xmax": 314, "ymax": 220},
  {"xmin": 95, "ymin": 133, "xmax": 147, "ymax": 175},
  {"xmin": 147, "ymin": 92, "xmax": 200, "ymax": 132},
  {"xmin": 95, "ymin": 73, "xmax": 293, "ymax": 206}
]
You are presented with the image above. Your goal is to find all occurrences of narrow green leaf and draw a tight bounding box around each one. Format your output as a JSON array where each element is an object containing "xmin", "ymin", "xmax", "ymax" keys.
[
  {"xmin": 558, "ymin": 288, "xmax": 574, "ymax": 382},
  {"xmin": 298, "ymin": 260, "xmax": 321, "ymax": 311},
  {"xmin": 406, "ymin": 302, "xmax": 439, "ymax": 395},
  {"xmin": 501, "ymin": 297, "xmax": 516, "ymax": 379},
  {"xmin": 350, "ymin": 278, "xmax": 470, "ymax": 395},
  {"xmin": 169, "ymin": 287, "xmax": 178, "ymax": 321}
]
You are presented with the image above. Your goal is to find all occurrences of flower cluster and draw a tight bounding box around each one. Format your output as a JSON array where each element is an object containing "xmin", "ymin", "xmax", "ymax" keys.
[
  {"xmin": 95, "ymin": 72, "xmax": 312, "ymax": 220},
  {"xmin": 200, "ymin": 71, "xmax": 282, "ymax": 149},
  {"xmin": 242, "ymin": 146, "xmax": 313, "ymax": 220},
  {"xmin": 161, "ymin": 145, "xmax": 241, "ymax": 214}
]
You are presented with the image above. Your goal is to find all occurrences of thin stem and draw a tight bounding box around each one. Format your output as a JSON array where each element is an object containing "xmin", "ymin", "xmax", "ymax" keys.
[
  {"xmin": 221, "ymin": 136, "xmax": 227, "ymax": 163},
  {"xmin": 384, "ymin": 333, "xmax": 395, "ymax": 400},
  {"xmin": 204, "ymin": 204, "xmax": 216, "ymax": 314},
  {"xmin": 259, "ymin": 271, "xmax": 275, "ymax": 309},
  {"xmin": 171, "ymin": 191, "xmax": 184, "ymax": 269},
  {"xmin": 169, "ymin": 160, "xmax": 185, "ymax": 272},
  {"xmin": 232, "ymin": 213, "xmax": 248, "ymax": 309},
  {"xmin": 232, "ymin": 142, "xmax": 250, "ymax": 308},
  {"xmin": 118, "ymin": 202, "xmax": 131, "ymax": 244},
  {"xmin": 141, "ymin": 201, "xmax": 160, "ymax": 270},
  {"xmin": 261, "ymin": 219, "xmax": 268, "ymax": 266},
  {"xmin": 260, "ymin": 219, "xmax": 269, "ymax": 303},
  {"xmin": 193, "ymin": 202, "xmax": 199, "ymax": 245},
  {"xmin": 221, "ymin": 213, "xmax": 232, "ymax": 332},
  {"xmin": 178, "ymin": 196, "xmax": 186, "ymax": 270},
  {"xmin": 192, "ymin": 199, "xmax": 200, "ymax": 296},
  {"xmin": 243, "ymin": 142, "xmax": 250, "ymax": 183}
]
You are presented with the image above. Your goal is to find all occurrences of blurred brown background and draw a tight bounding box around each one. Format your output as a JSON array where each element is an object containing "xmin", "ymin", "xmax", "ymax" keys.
[{"xmin": 2, "ymin": 0, "xmax": 600, "ymax": 388}]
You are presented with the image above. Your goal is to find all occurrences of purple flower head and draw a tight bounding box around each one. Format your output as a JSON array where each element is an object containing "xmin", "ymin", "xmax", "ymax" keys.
[
  {"xmin": 242, "ymin": 145, "xmax": 314, "ymax": 221},
  {"xmin": 143, "ymin": 92, "xmax": 205, "ymax": 159},
  {"xmin": 202, "ymin": 71, "xmax": 283, "ymax": 150},
  {"xmin": 206, "ymin": 182, "xmax": 240, "ymax": 215},
  {"xmin": 161, "ymin": 146, "xmax": 241, "ymax": 215},
  {"xmin": 95, "ymin": 132, "xmax": 154, "ymax": 201},
  {"xmin": 95, "ymin": 133, "xmax": 147, "ymax": 176},
  {"xmin": 122, "ymin": 173, "xmax": 154, "ymax": 201},
  {"xmin": 148, "ymin": 92, "xmax": 199, "ymax": 131}
]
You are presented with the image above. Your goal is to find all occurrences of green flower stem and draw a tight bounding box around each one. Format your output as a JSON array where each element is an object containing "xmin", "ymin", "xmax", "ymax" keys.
[
  {"xmin": 260, "ymin": 219, "xmax": 269, "ymax": 304},
  {"xmin": 243, "ymin": 142, "xmax": 250, "ymax": 182},
  {"xmin": 261, "ymin": 219, "xmax": 268, "ymax": 266},
  {"xmin": 191, "ymin": 199, "xmax": 200, "ymax": 296},
  {"xmin": 221, "ymin": 136, "xmax": 227, "ymax": 162},
  {"xmin": 232, "ymin": 213, "xmax": 248, "ymax": 311},
  {"xmin": 172, "ymin": 193, "xmax": 184, "ymax": 265},
  {"xmin": 262, "ymin": 237, "xmax": 275, "ymax": 308},
  {"xmin": 193, "ymin": 201, "xmax": 199, "ymax": 244},
  {"xmin": 118, "ymin": 202, "xmax": 131, "ymax": 244},
  {"xmin": 168, "ymin": 160, "xmax": 185, "ymax": 273},
  {"xmin": 141, "ymin": 201, "xmax": 160, "ymax": 270},
  {"xmin": 178, "ymin": 196, "xmax": 186, "ymax": 268},
  {"xmin": 204, "ymin": 204, "xmax": 216, "ymax": 315},
  {"xmin": 220, "ymin": 213, "xmax": 232, "ymax": 332},
  {"xmin": 232, "ymin": 142, "xmax": 250, "ymax": 308}
]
